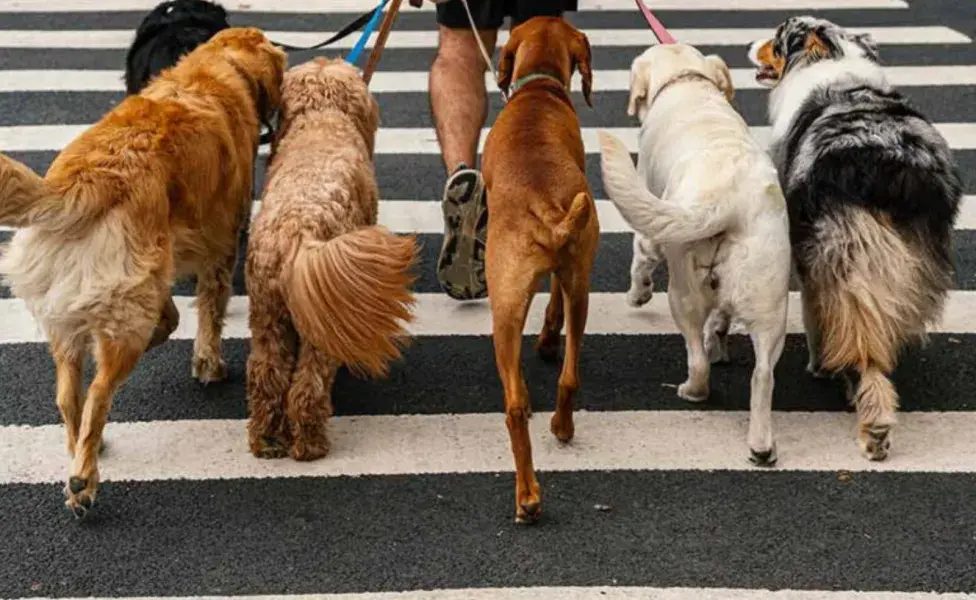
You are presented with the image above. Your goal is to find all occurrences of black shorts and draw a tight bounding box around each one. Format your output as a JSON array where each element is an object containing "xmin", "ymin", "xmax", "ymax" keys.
[{"xmin": 435, "ymin": 0, "xmax": 577, "ymax": 30}]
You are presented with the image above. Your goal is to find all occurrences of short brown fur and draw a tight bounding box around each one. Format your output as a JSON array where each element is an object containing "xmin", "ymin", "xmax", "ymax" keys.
[
  {"xmin": 0, "ymin": 27, "xmax": 286, "ymax": 517},
  {"xmin": 245, "ymin": 57, "xmax": 418, "ymax": 462},
  {"xmin": 481, "ymin": 16, "xmax": 600, "ymax": 524}
]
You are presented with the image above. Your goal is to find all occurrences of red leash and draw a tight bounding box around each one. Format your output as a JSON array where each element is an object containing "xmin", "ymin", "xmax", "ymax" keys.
[{"xmin": 634, "ymin": 0, "xmax": 677, "ymax": 44}]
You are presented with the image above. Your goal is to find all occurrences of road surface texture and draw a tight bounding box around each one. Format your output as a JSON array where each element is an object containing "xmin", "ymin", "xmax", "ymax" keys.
[{"xmin": 0, "ymin": 0, "xmax": 975, "ymax": 598}]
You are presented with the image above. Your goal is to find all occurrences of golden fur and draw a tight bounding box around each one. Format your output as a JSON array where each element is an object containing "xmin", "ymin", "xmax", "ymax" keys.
[
  {"xmin": 245, "ymin": 57, "xmax": 418, "ymax": 462},
  {"xmin": 0, "ymin": 27, "xmax": 286, "ymax": 518},
  {"xmin": 481, "ymin": 16, "xmax": 600, "ymax": 524}
]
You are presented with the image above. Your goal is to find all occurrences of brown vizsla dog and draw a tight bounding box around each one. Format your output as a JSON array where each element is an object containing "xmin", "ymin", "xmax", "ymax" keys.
[{"xmin": 481, "ymin": 16, "xmax": 599, "ymax": 525}]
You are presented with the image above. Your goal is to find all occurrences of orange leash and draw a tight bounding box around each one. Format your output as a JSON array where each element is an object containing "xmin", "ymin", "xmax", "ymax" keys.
[{"xmin": 362, "ymin": 0, "xmax": 404, "ymax": 85}]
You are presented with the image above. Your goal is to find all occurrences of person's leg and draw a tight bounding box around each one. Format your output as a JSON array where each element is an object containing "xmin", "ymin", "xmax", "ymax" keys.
[{"xmin": 431, "ymin": 1, "xmax": 502, "ymax": 301}]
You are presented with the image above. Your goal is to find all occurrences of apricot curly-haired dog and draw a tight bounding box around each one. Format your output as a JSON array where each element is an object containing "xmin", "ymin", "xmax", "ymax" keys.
[
  {"xmin": 0, "ymin": 27, "xmax": 285, "ymax": 518},
  {"xmin": 245, "ymin": 57, "xmax": 419, "ymax": 461}
]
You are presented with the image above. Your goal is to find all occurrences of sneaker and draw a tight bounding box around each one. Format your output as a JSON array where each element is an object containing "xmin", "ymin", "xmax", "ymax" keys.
[{"xmin": 436, "ymin": 164, "xmax": 489, "ymax": 300}]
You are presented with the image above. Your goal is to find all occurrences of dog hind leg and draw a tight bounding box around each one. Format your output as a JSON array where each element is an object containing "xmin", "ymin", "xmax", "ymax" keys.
[
  {"xmin": 668, "ymin": 283, "xmax": 712, "ymax": 402},
  {"xmin": 853, "ymin": 365, "xmax": 898, "ymax": 461},
  {"xmin": 191, "ymin": 252, "xmax": 235, "ymax": 383},
  {"xmin": 488, "ymin": 260, "xmax": 546, "ymax": 524},
  {"xmin": 550, "ymin": 265, "xmax": 591, "ymax": 444},
  {"xmin": 703, "ymin": 309, "xmax": 730, "ymax": 364},
  {"xmin": 800, "ymin": 282, "xmax": 826, "ymax": 378},
  {"xmin": 52, "ymin": 334, "xmax": 85, "ymax": 457},
  {"xmin": 746, "ymin": 314, "xmax": 786, "ymax": 467},
  {"xmin": 626, "ymin": 233, "xmax": 661, "ymax": 308},
  {"xmin": 246, "ymin": 302, "xmax": 298, "ymax": 459},
  {"xmin": 64, "ymin": 332, "xmax": 144, "ymax": 519},
  {"xmin": 285, "ymin": 339, "xmax": 339, "ymax": 462},
  {"xmin": 535, "ymin": 274, "xmax": 564, "ymax": 364}
]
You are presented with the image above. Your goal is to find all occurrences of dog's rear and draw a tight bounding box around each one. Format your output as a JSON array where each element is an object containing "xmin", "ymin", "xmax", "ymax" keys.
[
  {"xmin": 481, "ymin": 16, "xmax": 598, "ymax": 524},
  {"xmin": 750, "ymin": 16, "xmax": 961, "ymax": 460},
  {"xmin": 246, "ymin": 58, "xmax": 418, "ymax": 462},
  {"xmin": 0, "ymin": 27, "xmax": 286, "ymax": 518}
]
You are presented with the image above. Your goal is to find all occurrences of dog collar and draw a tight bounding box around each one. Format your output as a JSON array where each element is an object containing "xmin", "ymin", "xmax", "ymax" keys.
[
  {"xmin": 509, "ymin": 72, "xmax": 568, "ymax": 96},
  {"xmin": 648, "ymin": 70, "xmax": 715, "ymax": 106}
]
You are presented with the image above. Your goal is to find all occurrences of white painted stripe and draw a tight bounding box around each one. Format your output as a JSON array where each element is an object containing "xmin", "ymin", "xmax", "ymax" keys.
[
  {"xmin": 5, "ymin": 123, "xmax": 976, "ymax": 153},
  {"xmin": 3, "ymin": 290, "xmax": 976, "ymax": 344},
  {"xmin": 0, "ymin": 26, "xmax": 966, "ymax": 50},
  {"xmin": 10, "ymin": 590, "xmax": 975, "ymax": 600},
  {"xmin": 0, "ymin": 0, "xmax": 913, "ymax": 12},
  {"xmin": 3, "ymin": 410, "xmax": 976, "ymax": 486},
  {"xmin": 6, "ymin": 65, "xmax": 975, "ymax": 92}
]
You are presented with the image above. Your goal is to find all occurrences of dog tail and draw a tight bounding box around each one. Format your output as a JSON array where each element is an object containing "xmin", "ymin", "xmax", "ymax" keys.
[
  {"xmin": 0, "ymin": 153, "xmax": 103, "ymax": 234},
  {"xmin": 552, "ymin": 191, "xmax": 592, "ymax": 250},
  {"xmin": 597, "ymin": 130, "xmax": 732, "ymax": 244},
  {"xmin": 807, "ymin": 206, "xmax": 950, "ymax": 375},
  {"xmin": 282, "ymin": 225, "xmax": 420, "ymax": 378}
]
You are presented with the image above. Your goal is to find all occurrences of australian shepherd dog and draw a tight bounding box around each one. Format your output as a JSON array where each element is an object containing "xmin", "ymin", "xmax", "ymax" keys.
[{"xmin": 748, "ymin": 16, "xmax": 961, "ymax": 461}]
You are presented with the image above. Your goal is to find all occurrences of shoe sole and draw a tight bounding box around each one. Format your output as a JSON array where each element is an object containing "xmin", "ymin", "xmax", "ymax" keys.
[{"xmin": 436, "ymin": 169, "xmax": 488, "ymax": 301}]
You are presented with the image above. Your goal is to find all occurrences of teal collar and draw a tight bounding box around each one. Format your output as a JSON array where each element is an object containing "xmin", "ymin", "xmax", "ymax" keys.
[{"xmin": 509, "ymin": 72, "xmax": 568, "ymax": 96}]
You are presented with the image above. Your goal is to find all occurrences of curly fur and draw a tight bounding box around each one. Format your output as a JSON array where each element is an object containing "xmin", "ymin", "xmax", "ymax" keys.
[
  {"xmin": 245, "ymin": 57, "xmax": 419, "ymax": 463},
  {"xmin": 0, "ymin": 27, "xmax": 286, "ymax": 518}
]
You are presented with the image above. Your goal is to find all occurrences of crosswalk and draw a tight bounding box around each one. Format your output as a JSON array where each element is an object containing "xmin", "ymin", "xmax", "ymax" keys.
[{"xmin": 0, "ymin": 0, "xmax": 974, "ymax": 598}]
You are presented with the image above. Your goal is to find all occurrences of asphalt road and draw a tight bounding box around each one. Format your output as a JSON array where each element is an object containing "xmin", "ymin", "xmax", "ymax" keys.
[{"xmin": 0, "ymin": 1, "xmax": 975, "ymax": 599}]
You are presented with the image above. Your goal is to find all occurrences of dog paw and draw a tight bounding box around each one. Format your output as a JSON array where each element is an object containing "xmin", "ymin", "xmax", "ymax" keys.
[
  {"xmin": 550, "ymin": 413, "xmax": 575, "ymax": 443},
  {"xmin": 515, "ymin": 486, "xmax": 542, "ymax": 525},
  {"xmin": 289, "ymin": 436, "xmax": 331, "ymax": 462},
  {"xmin": 748, "ymin": 444, "xmax": 778, "ymax": 467},
  {"xmin": 192, "ymin": 354, "xmax": 227, "ymax": 384},
  {"xmin": 251, "ymin": 436, "xmax": 289, "ymax": 459},
  {"xmin": 626, "ymin": 286, "xmax": 653, "ymax": 308},
  {"xmin": 858, "ymin": 425, "xmax": 892, "ymax": 461},
  {"xmin": 535, "ymin": 336, "xmax": 560, "ymax": 363},
  {"xmin": 677, "ymin": 381, "xmax": 709, "ymax": 403},
  {"xmin": 63, "ymin": 475, "xmax": 98, "ymax": 520}
]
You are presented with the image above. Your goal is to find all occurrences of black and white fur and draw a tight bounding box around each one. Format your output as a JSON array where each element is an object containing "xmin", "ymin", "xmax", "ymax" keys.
[
  {"xmin": 748, "ymin": 16, "xmax": 962, "ymax": 461},
  {"xmin": 124, "ymin": 0, "xmax": 229, "ymax": 95}
]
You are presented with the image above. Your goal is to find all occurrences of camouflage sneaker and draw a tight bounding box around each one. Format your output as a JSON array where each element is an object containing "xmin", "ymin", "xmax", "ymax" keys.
[{"xmin": 436, "ymin": 164, "xmax": 489, "ymax": 300}]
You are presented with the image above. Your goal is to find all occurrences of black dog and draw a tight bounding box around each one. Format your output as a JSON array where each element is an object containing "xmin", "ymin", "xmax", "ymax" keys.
[{"xmin": 124, "ymin": 0, "xmax": 230, "ymax": 95}]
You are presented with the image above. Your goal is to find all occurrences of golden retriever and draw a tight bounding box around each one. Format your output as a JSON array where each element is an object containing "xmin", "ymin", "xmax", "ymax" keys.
[
  {"xmin": 0, "ymin": 26, "xmax": 286, "ymax": 518},
  {"xmin": 245, "ymin": 57, "xmax": 418, "ymax": 462}
]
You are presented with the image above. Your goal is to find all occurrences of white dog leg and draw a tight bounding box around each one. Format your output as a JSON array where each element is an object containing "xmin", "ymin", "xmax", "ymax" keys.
[
  {"xmin": 703, "ymin": 309, "xmax": 730, "ymax": 364},
  {"xmin": 747, "ymin": 319, "xmax": 786, "ymax": 467},
  {"xmin": 668, "ymin": 286, "xmax": 711, "ymax": 402},
  {"xmin": 626, "ymin": 233, "xmax": 662, "ymax": 307}
]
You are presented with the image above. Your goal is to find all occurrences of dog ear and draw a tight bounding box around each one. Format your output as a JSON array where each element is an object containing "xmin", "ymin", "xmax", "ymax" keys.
[
  {"xmin": 626, "ymin": 60, "xmax": 650, "ymax": 118},
  {"xmin": 851, "ymin": 32, "xmax": 880, "ymax": 61},
  {"xmin": 704, "ymin": 54, "xmax": 734, "ymax": 103},
  {"xmin": 496, "ymin": 29, "xmax": 521, "ymax": 96},
  {"xmin": 570, "ymin": 31, "xmax": 593, "ymax": 108}
]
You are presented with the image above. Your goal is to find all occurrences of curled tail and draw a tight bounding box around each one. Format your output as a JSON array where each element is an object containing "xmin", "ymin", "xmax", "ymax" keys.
[
  {"xmin": 551, "ymin": 191, "xmax": 592, "ymax": 250},
  {"xmin": 807, "ymin": 207, "xmax": 950, "ymax": 375},
  {"xmin": 597, "ymin": 130, "xmax": 731, "ymax": 244},
  {"xmin": 282, "ymin": 225, "xmax": 419, "ymax": 378}
]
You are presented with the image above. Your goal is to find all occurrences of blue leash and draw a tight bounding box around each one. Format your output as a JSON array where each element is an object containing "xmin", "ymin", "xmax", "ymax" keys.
[{"xmin": 346, "ymin": 0, "xmax": 391, "ymax": 65}]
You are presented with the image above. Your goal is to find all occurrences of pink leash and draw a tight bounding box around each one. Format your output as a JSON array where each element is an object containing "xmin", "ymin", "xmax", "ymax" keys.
[{"xmin": 634, "ymin": 0, "xmax": 677, "ymax": 44}]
